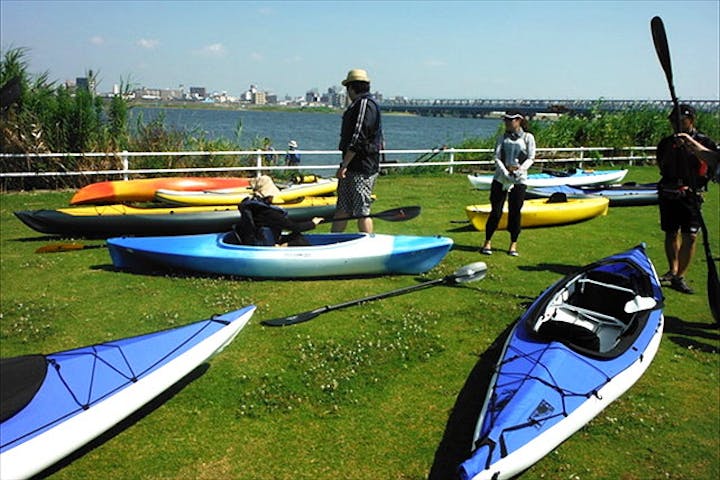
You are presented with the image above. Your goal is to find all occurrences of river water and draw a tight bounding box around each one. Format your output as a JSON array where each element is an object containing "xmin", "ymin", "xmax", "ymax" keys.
[{"xmin": 131, "ymin": 107, "xmax": 500, "ymax": 153}]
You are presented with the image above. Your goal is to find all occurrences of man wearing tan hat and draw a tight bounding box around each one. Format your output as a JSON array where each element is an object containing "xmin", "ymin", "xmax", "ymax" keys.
[
  {"xmin": 235, "ymin": 175, "xmax": 323, "ymax": 246},
  {"xmin": 333, "ymin": 68, "xmax": 384, "ymax": 234}
]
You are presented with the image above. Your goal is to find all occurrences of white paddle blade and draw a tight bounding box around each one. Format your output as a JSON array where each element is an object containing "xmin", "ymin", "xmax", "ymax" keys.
[
  {"xmin": 624, "ymin": 295, "xmax": 657, "ymax": 314},
  {"xmin": 452, "ymin": 262, "xmax": 488, "ymax": 284}
]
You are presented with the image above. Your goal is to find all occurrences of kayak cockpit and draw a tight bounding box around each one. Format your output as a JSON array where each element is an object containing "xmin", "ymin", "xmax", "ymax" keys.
[
  {"xmin": 1, "ymin": 355, "xmax": 48, "ymax": 422},
  {"xmin": 220, "ymin": 232, "xmax": 367, "ymax": 248},
  {"xmin": 530, "ymin": 266, "xmax": 657, "ymax": 358}
]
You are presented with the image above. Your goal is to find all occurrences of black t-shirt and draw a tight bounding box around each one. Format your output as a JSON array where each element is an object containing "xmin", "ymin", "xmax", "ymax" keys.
[{"xmin": 656, "ymin": 130, "xmax": 717, "ymax": 190}]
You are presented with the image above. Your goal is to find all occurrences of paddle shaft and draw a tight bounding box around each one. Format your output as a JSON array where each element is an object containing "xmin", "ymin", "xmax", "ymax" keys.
[
  {"xmin": 323, "ymin": 206, "xmax": 420, "ymax": 223},
  {"xmin": 651, "ymin": 16, "xmax": 720, "ymax": 323},
  {"xmin": 261, "ymin": 276, "xmax": 449, "ymax": 326}
]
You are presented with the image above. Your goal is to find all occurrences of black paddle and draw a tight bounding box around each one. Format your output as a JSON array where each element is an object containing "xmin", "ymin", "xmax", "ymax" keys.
[
  {"xmin": 34, "ymin": 206, "xmax": 422, "ymax": 254},
  {"xmin": 651, "ymin": 16, "xmax": 720, "ymax": 324},
  {"xmin": 325, "ymin": 205, "xmax": 421, "ymax": 223},
  {"xmin": 261, "ymin": 262, "xmax": 488, "ymax": 327}
]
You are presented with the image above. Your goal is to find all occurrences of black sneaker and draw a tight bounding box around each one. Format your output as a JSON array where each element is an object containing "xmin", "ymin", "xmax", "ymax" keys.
[
  {"xmin": 659, "ymin": 271, "xmax": 675, "ymax": 283},
  {"xmin": 671, "ymin": 276, "xmax": 694, "ymax": 294}
]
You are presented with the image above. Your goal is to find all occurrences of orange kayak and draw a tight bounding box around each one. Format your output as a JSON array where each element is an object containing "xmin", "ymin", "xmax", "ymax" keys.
[{"xmin": 70, "ymin": 177, "xmax": 253, "ymax": 205}]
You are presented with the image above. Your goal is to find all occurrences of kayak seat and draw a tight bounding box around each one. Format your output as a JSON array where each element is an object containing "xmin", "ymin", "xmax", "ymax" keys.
[
  {"xmin": 546, "ymin": 192, "xmax": 568, "ymax": 204},
  {"xmin": 572, "ymin": 270, "xmax": 637, "ymax": 323},
  {"xmin": 535, "ymin": 269, "xmax": 640, "ymax": 353},
  {"xmin": 536, "ymin": 316, "xmax": 600, "ymax": 352}
]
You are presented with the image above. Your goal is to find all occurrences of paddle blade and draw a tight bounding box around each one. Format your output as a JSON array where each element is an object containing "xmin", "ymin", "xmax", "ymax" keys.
[
  {"xmin": 448, "ymin": 262, "xmax": 488, "ymax": 284},
  {"xmin": 374, "ymin": 206, "xmax": 421, "ymax": 222},
  {"xmin": 35, "ymin": 243, "xmax": 105, "ymax": 253},
  {"xmin": 651, "ymin": 17, "xmax": 673, "ymax": 83},
  {"xmin": 261, "ymin": 308, "xmax": 325, "ymax": 327}
]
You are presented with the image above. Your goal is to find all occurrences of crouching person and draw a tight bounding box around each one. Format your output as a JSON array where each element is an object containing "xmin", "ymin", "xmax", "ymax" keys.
[{"xmin": 234, "ymin": 175, "xmax": 323, "ymax": 246}]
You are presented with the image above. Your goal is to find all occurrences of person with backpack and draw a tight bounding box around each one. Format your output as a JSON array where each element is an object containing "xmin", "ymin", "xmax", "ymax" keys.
[
  {"xmin": 332, "ymin": 68, "xmax": 384, "ymax": 234},
  {"xmin": 656, "ymin": 104, "xmax": 718, "ymax": 294},
  {"xmin": 480, "ymin": 110, "xmax": 536, "ymax": 257},
  {"xmin": 235, "ymin": 175, "xmax": 323, "ymax": 246}
]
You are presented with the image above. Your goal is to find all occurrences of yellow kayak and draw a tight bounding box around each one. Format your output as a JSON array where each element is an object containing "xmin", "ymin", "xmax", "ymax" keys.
[
  {"xmin": 155, "ymin": 178, "xmax": 338, "ymax": 206},
  {"xmin": 465, "ymin": 196, "xmax": 609, "ymax": 231}
]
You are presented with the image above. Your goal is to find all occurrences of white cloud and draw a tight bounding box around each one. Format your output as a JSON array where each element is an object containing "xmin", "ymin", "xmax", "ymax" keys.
[
  {"xmin": 90, "ymin": 36, "xmax": 104, "ymax": 45},
  {"xmin": 250, "ymin": 52, "xmax": 263, "ymax": 61},
  {"xmin": 194, "ymin": 43, "xmax": 226, "ymax": 57},
  {"xmin": 137, "ymin": 38, "xmax": 160, "ymax": 49}
]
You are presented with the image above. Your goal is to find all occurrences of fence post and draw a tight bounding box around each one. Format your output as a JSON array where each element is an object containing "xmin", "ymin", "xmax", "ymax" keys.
[
  {"xmin": 256, "ymin": 150, "xmax": 263, "ymax": 177},
  {"xmin": 448, "ymin": 151, "xmax": 454, "ymax": 174},
  {"xmin": 121, "ymin": 150, "xmax": 129, "ymax": 180}
]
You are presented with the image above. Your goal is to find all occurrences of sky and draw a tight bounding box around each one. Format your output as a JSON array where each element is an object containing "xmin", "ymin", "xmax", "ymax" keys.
[{"xmin": 1, "ymin": 0, "xmax": 719, "ymax": 101}]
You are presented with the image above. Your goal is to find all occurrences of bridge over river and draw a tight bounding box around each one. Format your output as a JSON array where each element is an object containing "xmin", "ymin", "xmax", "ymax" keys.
[{"xmin": 380, "ymin": 98, "xmax": 720, "ymax": 117}]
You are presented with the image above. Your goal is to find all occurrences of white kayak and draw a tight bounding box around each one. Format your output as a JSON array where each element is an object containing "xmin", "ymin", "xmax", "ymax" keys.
[{"xmin": 467, "ymin": 169, "xmax": 628, "ymax": 190}]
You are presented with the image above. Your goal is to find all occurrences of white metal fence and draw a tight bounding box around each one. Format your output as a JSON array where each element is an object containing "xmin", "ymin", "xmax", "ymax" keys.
[{"xmin": 0, "ymin": 146, "xmax": 656, "ymax": 180}]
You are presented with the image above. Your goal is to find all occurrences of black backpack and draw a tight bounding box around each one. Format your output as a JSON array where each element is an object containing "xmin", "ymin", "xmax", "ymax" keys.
[{"xmin": 234, "ymin": 198, "xmax": 275, "ymax": 246}]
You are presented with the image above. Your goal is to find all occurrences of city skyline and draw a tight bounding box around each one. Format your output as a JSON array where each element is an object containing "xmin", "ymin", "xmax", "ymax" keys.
[{"xmin": 1, "ymin": 1, "xmax": 719, "ymax": 101}]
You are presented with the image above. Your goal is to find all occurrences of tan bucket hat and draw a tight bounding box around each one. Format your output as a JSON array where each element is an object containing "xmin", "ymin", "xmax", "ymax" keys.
[
  {"xmin": 251, "ymin": 175, "xmax": 281, "ymax": 198},
  {"xmin": 341, "ymin": 68, "xmax": 370, "ymax": 86}
]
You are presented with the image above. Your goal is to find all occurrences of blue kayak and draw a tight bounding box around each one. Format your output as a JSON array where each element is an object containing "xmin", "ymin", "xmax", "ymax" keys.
[
  {"xmin": 459, "ymin": 245, "xmax": 664, "ymax": 480},
  {"xmin": 107, "ymin": 232, "xmax": 453, "ymax": 278},
  {"xmin": 526, "ymin": 183, "xmax": 658, "ymax": 206},
  {"xmin": 0, "ymin": 306, "xmax": 255, "ymax": 479}
]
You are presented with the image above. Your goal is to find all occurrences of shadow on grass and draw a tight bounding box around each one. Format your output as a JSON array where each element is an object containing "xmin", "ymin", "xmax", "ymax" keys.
[
  {"xmin": 518, "ymin": 262, "xmax": 581, "ymax": 276},
  {"xmin": 664, "ymin": 315, "xmax": 719, "ymax": 354},
  {"xmin": 32, "ymin": 363, "xmax": 210, "ymax": 480},
  {"xmin": 446, "ymin": 223, "xmax": 475, "ymax": 233},
  {"xmin": 428, "ymin": 321, "xmax": 516, "ymax": 480},
  {"xmin": 451, "ymin": 244, "xmax": 481, "ymax": 253}
]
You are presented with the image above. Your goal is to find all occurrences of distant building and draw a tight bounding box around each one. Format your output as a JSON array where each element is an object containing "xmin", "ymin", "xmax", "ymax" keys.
[
  {"xmin": 189, "ymin": 87, "xmax": 206, "ymax": 100},
  {"xmin": 323, "ymin": 86, "xmax": 345, "ymax": 107},
  {"xmin": 305, "ymin": 89, "xmax": 320, "ymax": 103},
  {"xmin": 133, "ymin": 87, "xmax": 161, "ymax": 100},
  {"xmin": 252, "ymin": 90, "xmax": 266, "ymax": 105},
  {"xmin": 76, "ymin": 77, "xmax": 89, "ymax": 91}
]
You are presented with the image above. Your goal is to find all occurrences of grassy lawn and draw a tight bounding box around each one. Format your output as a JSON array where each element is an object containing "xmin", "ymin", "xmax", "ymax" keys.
[{"xmin": 1, "ymin": 166, "xmax": 718, "ymax": 480}]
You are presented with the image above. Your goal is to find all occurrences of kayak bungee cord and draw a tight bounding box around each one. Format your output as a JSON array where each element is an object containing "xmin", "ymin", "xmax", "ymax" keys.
[{"xmin": 1, "ymin": 319, "xmax": 218, "ymax": 450}]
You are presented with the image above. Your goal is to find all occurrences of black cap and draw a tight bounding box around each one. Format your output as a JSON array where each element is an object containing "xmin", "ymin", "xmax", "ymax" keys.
[{"xmin": 668, "ymin": 104, "xmax": 696, "ymax": 119}]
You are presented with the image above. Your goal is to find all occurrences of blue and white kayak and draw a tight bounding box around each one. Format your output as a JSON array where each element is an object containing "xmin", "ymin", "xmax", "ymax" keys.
[
  {"xmin": 459, "ymin": 244, "xmax": 664, "ymax": 480},
  {"xmin": 526, "ymin": 183, "xmax": 658, "ymax": 206},
  {"xmin": 107, "ymin": 232, "xmax": 454, "ymax": 278},
  {"xmin": 0, "ymin": 306, "xmax": 255, "ymax": 480},
  {"xmin": 467, "ymin": 169, "xmax": 628, "ymax": 190}
]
